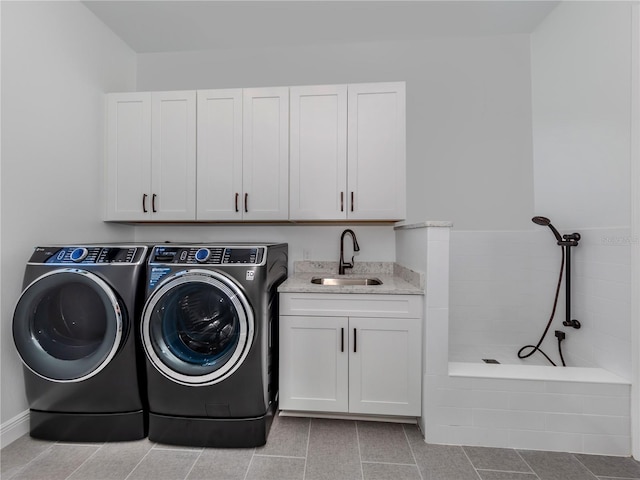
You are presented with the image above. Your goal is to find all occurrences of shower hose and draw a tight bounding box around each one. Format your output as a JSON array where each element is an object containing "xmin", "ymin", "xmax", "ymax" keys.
[{"xmin": 517, "ymin": 246, "xmax": 566, "ymax": 367}]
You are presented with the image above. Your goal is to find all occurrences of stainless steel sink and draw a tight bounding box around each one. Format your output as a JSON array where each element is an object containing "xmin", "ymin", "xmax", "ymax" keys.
[{"xmin": 310, "ymin": 276, "xmax": 383, "ymax": 286}]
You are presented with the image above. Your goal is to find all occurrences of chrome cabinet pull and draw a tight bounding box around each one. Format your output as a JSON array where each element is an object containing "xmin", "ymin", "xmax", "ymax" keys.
[{"xmin": 142, "ymin": 194, "xmax": 148, "ymax": 213}]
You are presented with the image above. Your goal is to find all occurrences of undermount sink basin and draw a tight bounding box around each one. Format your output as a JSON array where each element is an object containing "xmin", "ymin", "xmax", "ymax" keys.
[{"xmin": 310, "ymin": 276, "xmax": 383, "ymax": 286}]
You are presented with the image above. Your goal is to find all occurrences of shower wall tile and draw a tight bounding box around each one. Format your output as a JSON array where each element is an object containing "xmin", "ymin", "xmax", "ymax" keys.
[
  {"xmin": 581, "ymin": 394, "xmax": 630, "ymax": 415},
  {"xmin": 473, "ymin": 409, "xmax": 546, "ymax": 431},
  {"xmin": 509, "ymin": 429, "xmax": 584, "ymax": 452},
  {"xmin": 545, "ymin": 413, "xmax": 630, "ymax": 436},
  {"xmin": 425, "ymin": 307, "xmax": 449, "ymax": 374},
  {"xmin": 582, "ymin": 434, "xmax": 635, "ymax": 456},
  {"xmin": 449, "ymin": 227, "xmax": 633, "ymax": 380},
  {"xmin": 423, "ymin": 373, "xmax": 631, "ymax": 456}
]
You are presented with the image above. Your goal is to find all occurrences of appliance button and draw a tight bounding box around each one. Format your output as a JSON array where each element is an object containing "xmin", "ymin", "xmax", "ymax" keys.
[
  {"xmin": 195, "ymin": 248, "xmax": 211, "ymax": 263},
  {"xmin": 70, "ymin": 247, "xmax": 89, "ymax": 263}
]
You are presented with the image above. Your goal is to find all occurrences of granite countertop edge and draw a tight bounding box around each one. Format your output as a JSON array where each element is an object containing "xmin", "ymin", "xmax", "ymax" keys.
[{"xmin": 278, "ymin": 262, "xmax": 424, "ymax": 295}]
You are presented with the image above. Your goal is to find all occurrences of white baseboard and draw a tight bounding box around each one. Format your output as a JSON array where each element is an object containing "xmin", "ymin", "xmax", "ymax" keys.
[{"xmin": 1, "ymin": 410, "xmax": 29, "ymax": 449}]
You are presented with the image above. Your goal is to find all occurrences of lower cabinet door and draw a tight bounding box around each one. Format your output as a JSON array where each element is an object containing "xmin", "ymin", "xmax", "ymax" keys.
[
  {"xmin": 348, "ymin": 317, "xmax": 421, "ymax": 416},
  {"xmin": 279, "ymin": 316, "xmax": 348, "ymax": 412}
]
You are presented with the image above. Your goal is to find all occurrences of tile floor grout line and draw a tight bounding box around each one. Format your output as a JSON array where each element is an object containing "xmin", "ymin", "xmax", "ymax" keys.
[
  {"xmin": 182, "ymin": 447, "xmax": 205, "ymax": 480},
  {"xmin": 253, "ymin": 453, "xmax": 307, "ymax": 459},
  {"xmin": 5, "ymin": 442, "xmax": 56, "ymax": 480},
  {"xmin": 355, "ymin": 421, "xmax": 365, "ymax": 480},
  {"xmin": 361, "ymin": 460, "xmax": 424, "ymax": 467},
  {"xmin": 243, "ymin": 447, "xmax": 257, "ymax": 480},
  {"xmin": 152, "ymin": 445, "xmax": 204, "ymax": 452},
  {"xmin": 123, "ymin": 442, "xmax": 157, "ymax": 480},
  {"xmin": 475, "ymin": 467, "xmax": 542, "ymax": 474},
  {"xmin": 514, "ymin": 449, "xmax": 542, "ymax": 480},
  {"xmin": 63, "ymin": 443, "xmax": 104, "ymax": 480},
  {"xmin": 570, "ymin": 452, "xmax": 622, "ymax": 479},
  {"xmin": 460, "ymin": 444, "xmax": 485, "ymax": 480},
  {"xmin": 402, "ymin": 424, "xmax": 425, "ymax": 480},
  {"xmin": 302, "ymin": 417, "xmax": 311, "ymax": 480}
]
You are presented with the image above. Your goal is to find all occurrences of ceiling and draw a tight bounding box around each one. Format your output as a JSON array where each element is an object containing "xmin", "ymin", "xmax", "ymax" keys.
[{"xmin": 83, "ymin": 1, "xmax": 560, "ymax": 54}]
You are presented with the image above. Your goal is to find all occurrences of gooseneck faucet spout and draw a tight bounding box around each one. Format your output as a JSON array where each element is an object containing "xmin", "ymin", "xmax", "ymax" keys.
[{"xmin": 339, "ymin": 229, "xmax": 360, "ymax": 275}]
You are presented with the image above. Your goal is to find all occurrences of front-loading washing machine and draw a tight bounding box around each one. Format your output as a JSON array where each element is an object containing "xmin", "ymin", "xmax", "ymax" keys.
[
  {"xmin": 12, "ymin": 245, "xmax": 150, "ymax": 441},
  {"xmin": 140, "ymin": 243, "xmax": 287, "ymax": 447}
]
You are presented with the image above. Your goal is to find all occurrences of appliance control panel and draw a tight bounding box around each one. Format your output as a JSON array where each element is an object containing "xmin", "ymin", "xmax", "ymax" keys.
[
  {"xmin": 150, "ymin": 246, "xmax": 265, "ymax": 265},
  {"xmin": 29, "ymin": 246, "xmax": 145, "ymax": 265}
]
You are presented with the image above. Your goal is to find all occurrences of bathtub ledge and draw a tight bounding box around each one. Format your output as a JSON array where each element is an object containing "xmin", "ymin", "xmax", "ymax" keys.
[{"xmin": 448, "ymin": 361, "xmax": 630, "ymax": 384}]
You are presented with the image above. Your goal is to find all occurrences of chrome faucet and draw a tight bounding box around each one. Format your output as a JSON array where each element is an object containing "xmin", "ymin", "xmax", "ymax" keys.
[{"xmin": 339, "ymin": 229, "xmax": 360, "ymax": 275}]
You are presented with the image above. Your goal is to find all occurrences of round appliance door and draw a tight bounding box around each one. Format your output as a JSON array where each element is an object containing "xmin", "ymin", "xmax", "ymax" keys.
[
  {"xmin": 13, "ymin": 269, "xmax": 124, "ymax": 382},
  {"xmin": 141, "ymin": 269, "xmax": 254, "ymax": 386}
]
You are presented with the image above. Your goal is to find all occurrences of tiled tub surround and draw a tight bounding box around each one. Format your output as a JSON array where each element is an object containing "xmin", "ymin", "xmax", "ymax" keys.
[
  {"xmin": 4, "ymin": 414, "xmax": 640, "ymax": 480},
  {"xmin": 449, "ymin": 228, "xmax": 632, "ymax": 377},
  {"xmin": 438, "ymin": 227, "xmax": 633, "ymax": 455}
]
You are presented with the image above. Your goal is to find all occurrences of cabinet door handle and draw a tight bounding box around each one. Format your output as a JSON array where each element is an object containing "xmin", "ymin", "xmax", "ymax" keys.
[
  {"xmin": 142, "ymin": 194, "xmax": 148, "ymax": 213},
  {"xmin": 235, "ymin": 193, "xmax": 239, "ymax": 213},
  {"xmin": 341, "ymin": 328, "xmax": 344, "ymax": 352},
  {"xmin": 351, "ymin": 192, "xmax": 354, "ymax": 212},
  {"xmin": 353, "ymin": 328, "xmax": 357, "ymax": 353},
  {"xmin": 340, "ymin": 192, "xmax": 344, "ymax": 212},
  {"xmin": 152, "ymin": 194, "xmax": 157, "ymax": 213},
  {"xmin": 244, "ymin": 193, "xmax": 248, "ymax": 213}
]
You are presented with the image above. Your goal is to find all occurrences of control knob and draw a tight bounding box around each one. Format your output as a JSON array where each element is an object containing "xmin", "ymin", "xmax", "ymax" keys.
[
  {"xmin": 194, "ymin": 248, "xmax": 211, "ymax": 263},
  {"xmin": 70, "ymin": 247, "xmax": 89, "ymax": 263}
]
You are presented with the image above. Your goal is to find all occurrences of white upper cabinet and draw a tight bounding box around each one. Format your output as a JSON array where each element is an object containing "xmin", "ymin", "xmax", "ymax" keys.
[
  {"xmin": 289, "ymin": 82, "xmax": 406, "ymax": 221},
  {"xmin": 347, "ymin": 82, "xmax": 406, "ymax": 220},
  {"xmin": 106, "ymin": 81, "xmax": 403, "ymax": 223},
  {"xmin": 105, "ymin": 92, "xmax": 152, "ymax": 221},
  {"xmin": 151, "ymin": 91, "xmax": 197, "ymax": 221},
  {"xmin": 196, "ymin": 89, "xmax": 243, "ymax": 221},
  {"xmin": 197, "ymin": 87, "xmax": 289, "ymax": 221},
  {"xmin": 242, "ymin": 87, "xmax": 290, "ymax": 221},
  {"xmin": 290, "ymin": 85, "xmax": 348, "ymax": 220},
  {"xmin": 105, "ymin": 91, "xmax": 196, "ymax": 221}
]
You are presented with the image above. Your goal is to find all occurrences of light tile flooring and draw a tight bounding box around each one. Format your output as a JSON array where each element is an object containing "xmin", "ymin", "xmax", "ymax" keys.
[{"xmin": 2, "ymin": 414, "xmax": 640, "ymax": 480}]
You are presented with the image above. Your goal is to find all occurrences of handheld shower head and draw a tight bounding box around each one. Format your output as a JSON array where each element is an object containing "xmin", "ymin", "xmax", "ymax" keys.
[
  {"xmin": 532, "ymin": 216, "xmax": 551, "ymax": 226},
  {"xmin": 532, "ymin": 216, "xmax": 563, "ymax": 244}
]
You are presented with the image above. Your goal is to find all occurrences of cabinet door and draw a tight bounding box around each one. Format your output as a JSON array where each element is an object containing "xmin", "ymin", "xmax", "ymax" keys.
[
  {"xmin": 196, "ymin": 89, "xmax": 243, "ymax": 221},
  {"xmin": 105, "ymin": 92, "xmax": 152, "ymax": 221},
  {"xmin": 347, "ymin": 83, "xmax": 406, "ymax": 220},
  {"xmin": 279, "ymin": 316, "xmax": 348, "ymax": 412},
  {"xmin": 150, "ymin": 90, "xmax": 196, "ymax": 221},
  {"xmin": 242, "ymin": 87, "xmax": 289, "ymax": 221},
  {"xmin": 290, "ymin": 85, "xmax": 347, "ymax": 220},
  {"xmin": 349, "ymin": 317, "xmax": 421, "ymax": 416}
]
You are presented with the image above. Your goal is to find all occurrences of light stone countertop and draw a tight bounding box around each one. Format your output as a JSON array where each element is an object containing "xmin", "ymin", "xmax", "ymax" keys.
[{"xmin": 278, "ymin": 261, "xmax": 424, "ymax": 295}]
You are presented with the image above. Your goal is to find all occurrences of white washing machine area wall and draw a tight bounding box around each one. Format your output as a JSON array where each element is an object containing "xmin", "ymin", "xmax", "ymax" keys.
[
  {"xmin": 140, "ymin": 243, "xmax": 288, "ymax": 447},
  {"xmin": 12, "ymin": 245, "xmax": 150, "ymax": 442}
]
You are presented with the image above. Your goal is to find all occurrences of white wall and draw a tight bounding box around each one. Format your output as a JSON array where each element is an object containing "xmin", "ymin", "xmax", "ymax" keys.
[
  {"xmin": 531, "ymin": 2, "xmax": 632, "ymax": 230},
  {"xmin": 1, "ymin": 1, "xmax": 136, "ymax": 434},
  {"xmin": 531, "ymin": 2, "xmax": 633, "ymax": 376},
  {"xmin": 136, "ymin": 35, "xmax": 535, "ymax": 232},
  {"xmin": 449, "ymin": 2, "xmax": 634, "ymax": 380}
]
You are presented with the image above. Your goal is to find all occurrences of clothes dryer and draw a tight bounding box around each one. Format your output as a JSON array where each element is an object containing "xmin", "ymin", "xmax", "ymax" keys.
[
  {"xmin": 140, "ymin": 243, "xmax": 287, "ymax": 447},
  {"xmin": 12, "ymin": 245, "xmax": 150, "ymax": 441}
]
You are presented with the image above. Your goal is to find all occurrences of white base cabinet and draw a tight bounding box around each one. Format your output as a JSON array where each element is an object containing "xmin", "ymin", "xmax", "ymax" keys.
[{"xmin": 279, "ymin": 293, "xmax": 422, "ymax": 417}]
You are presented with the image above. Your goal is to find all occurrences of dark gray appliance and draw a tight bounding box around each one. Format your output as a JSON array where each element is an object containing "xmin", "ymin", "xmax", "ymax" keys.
[
  {"xmin": 12, "ymin": 245, "xmax": 150, "ymax": 441},
  {"xmin": 140, "ymin": 243, "xmax": 287, "ymax": 447}
]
